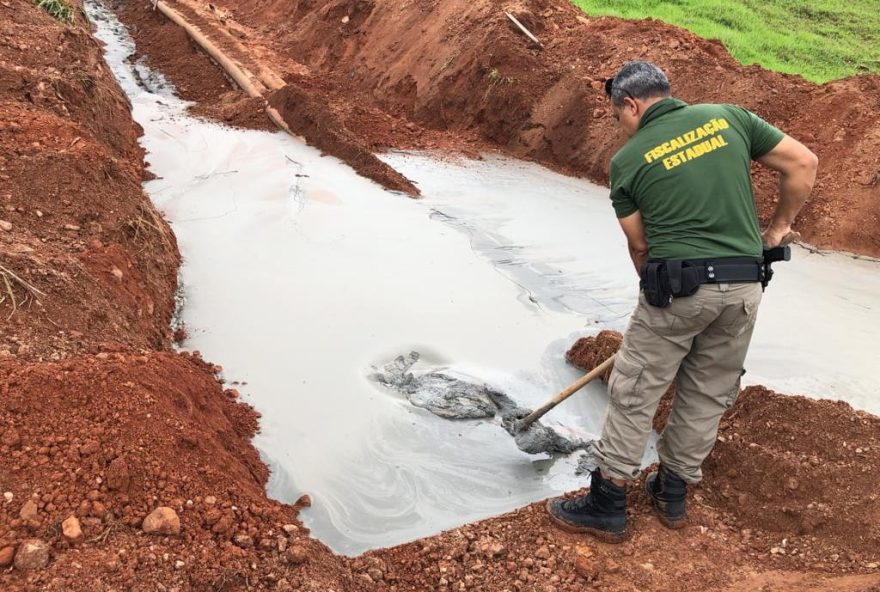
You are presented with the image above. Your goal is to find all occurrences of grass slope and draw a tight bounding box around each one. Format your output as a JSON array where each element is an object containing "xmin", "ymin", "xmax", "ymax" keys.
[{"xmin": 571, "ymin": 0, "xmax": 880, "ymax": 83}]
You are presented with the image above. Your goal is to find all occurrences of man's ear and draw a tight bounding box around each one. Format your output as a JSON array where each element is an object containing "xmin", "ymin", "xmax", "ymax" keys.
[{"xmin": 624, "ymin": 96, "xmax": 639, "ymax": 116}]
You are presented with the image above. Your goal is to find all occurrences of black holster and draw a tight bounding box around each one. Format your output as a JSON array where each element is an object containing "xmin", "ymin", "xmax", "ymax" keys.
[
  {"xmin": 761, "ymin": 244, "xmax": 791, "ymax": 290},
  {"xmin": 639, "ymin": 260, "xmax": 701, "ymax": 308}
]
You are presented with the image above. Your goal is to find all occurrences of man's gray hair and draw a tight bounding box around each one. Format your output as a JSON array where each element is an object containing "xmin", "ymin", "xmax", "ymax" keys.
[{"xmin": 608, "ymin": 61, "xmax": 671, "ymax": 106}]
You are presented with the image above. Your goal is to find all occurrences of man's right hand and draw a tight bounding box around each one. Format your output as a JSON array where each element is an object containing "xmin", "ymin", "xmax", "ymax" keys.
[
  {"xmin": 756, "ymin": 136, "xmax": 818, "ymax": 245},
  {"xmin": 761, "ymin": 224, "xmax": 791, "ymax": 248}
]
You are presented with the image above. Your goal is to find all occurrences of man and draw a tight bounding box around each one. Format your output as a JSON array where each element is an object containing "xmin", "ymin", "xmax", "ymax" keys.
[{"xmin": 547, "ymin": 61, "xmax": 818, "ymax": 542}]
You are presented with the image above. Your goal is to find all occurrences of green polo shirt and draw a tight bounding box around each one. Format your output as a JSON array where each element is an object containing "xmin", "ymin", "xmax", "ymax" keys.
[{"xmin": 609, "ymin": 98, "xmax": 784, "ymax": 260}]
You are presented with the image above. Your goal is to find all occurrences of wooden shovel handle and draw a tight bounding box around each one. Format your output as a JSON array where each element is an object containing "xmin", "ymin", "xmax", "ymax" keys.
[{"xmin": 518, "ymin": 353, "xmax": 617, "ymax": 431}]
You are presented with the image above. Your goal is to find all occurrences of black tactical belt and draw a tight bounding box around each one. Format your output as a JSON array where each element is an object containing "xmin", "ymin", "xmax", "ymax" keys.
[
  {"xmin": 640, "ymin": 247, "xmax": 790, "ymax": 308},
  {"xmin": 676, "ymin": 257, "xmax": 764, "ymax": 284}
]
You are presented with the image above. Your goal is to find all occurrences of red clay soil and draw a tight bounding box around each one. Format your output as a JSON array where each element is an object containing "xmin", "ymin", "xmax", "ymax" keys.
[
  {"xmin": 1, "ymin": 2, "xmax": 342, "ymax": 590},
  {"xmin": 0, "ymin": 352, "xmax": 350, "ymax": 592},
  {"xmin": 0, "ymin": 0, "xmax": 178, "ymax": 359},
  {"xmin": 124, "ymin": 0, "xmax": 880, "ymax": 256},
  {"xmin": 2, "ymin": 0, "xmax": 880, "ymax": 590}
]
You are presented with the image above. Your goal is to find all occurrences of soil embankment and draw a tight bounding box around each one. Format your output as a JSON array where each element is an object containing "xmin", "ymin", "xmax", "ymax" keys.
[
  {"xmin": 117, "ymin": 0, "xmax": 879, "ymax": 256},
  {"xmin": 1, "ymin": 2, "xmax": 344, "ymax": 590},
  {"xmin": 2, "ymin": 0, "xmax": 880, "ymax": 590},
  {"xmin": 0, "ymin": 0, "xmax": 178, "ymax": 359}
]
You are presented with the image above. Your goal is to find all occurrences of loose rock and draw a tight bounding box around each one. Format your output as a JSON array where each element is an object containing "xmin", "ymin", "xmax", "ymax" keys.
[
  {"xmin": 0, "ymin": 546, "xmax": 15, "ymax": 567},
  {"xmin": 20, "ymin": 499, "xmax": 39, "ymax": 520},
  {"xmin": 62, "ymin": 515, "xmax": 83, "ymax": 542},
  {"xmin": 14, "ymin": 539, "xmax": 50, "ymax": 571},
  {"xmin": 573, "ymin": 545, "xmax": 598, "ymax": 580},
  {"xmin": 106, "ymin": 457, "xmax": 130, "ymax": 491},
  {"xmin": 285, "ymin": 544, "xmax": 309, "ymax": 565},
  {"xmin": 142, "ymin": 506, "xmax": 181, "ymax": 535}
]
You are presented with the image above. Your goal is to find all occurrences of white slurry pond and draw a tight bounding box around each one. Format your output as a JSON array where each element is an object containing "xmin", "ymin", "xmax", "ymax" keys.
[{"xmin": 88, "ymin": 1, "xmax": 880, "ymax": 555}]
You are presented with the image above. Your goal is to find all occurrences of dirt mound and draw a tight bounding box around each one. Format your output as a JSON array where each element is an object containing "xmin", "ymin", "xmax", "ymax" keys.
[
  {"xmin": 268, "ymin": 84, "xmax": 419, "ymax": 195},
  {"xmin": 705, "ymin": 387, "xmax": 880, "ymax": 556},
  {"xmin": 157, "ymin": 0, "xmax": 879, "ymax": 256},
  {"xmin": 565, "ymin": 331, "xmax": 880, "ymax": 568},
  {"xmin": 0, "ymin": 351, "xmax": 348, "ymax": 591},
  {"xmin": 0, "ymin": 2, "xmax": 179, "ymax": 360}
]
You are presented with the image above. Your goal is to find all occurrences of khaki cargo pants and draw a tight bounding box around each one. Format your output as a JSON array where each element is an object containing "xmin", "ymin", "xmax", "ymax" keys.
[{"xmin": 592, "ymin": 282, "xmax": 762, "ymax": 484}]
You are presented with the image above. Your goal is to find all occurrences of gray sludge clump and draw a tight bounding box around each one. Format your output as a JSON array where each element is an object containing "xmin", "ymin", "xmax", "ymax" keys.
[{"xmin": 371, "ymin": 352, "xmax": 588, "ymax": 456}]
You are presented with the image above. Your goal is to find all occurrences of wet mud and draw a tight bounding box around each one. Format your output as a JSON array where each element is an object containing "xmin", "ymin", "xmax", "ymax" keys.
[{"xmin": 372, "ymin": 352, "xmax": 588, "ymax": 455}]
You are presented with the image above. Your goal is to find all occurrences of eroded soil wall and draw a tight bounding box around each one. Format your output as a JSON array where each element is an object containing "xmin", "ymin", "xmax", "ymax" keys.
[{"xmin": 168, "ymin": 0, "xmax": 880, "ymax": 256}]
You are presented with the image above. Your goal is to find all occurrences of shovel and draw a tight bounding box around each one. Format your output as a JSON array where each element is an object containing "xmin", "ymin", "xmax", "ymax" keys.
[{"xmin": 515, "ymin": 354, "xmax": 616, "ymax": 433}]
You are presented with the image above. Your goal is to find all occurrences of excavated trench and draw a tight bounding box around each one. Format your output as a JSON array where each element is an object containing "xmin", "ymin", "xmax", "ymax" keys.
[{"xmin": 87, "ymin": 0, "xmax": 880, "ymax": 557}]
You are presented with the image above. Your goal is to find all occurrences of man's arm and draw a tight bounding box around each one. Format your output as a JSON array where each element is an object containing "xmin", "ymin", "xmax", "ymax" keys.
[
  {"xmin": 756, "ymin": 135, "xmax": 818, "ymax": 247},
  {"xmin": 618, "ymin": 211, "xmax": 649, "ymax": 274}
]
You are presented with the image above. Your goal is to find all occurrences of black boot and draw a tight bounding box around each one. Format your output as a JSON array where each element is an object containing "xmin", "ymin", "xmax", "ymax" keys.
[
  {"xmin": 546, "ymin": 469, "xmax": 627, "ymax": 543},
  {"xmin": 645, "ymin": 464, "xmax": 687, "ymax": 529}
]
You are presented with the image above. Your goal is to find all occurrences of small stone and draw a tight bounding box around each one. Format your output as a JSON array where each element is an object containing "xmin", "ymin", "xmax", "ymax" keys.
[
  {"xmin": 535, "ymin": 545, "xmax": 551, "ymax": 560},
  {"xmin": 204, "ymin": 495, "xmax": 217, "ymax": 505},
  {"xmin": 211, "ymin": 514, "xmax": 233, "ymax": 534},
  {"xmin": 770, "ymin": 547, "xmax": 785, "ymax": 555},
  {"xmin": 62, "ymin": 515, "xmax": 83, "ymax": 542},
  {"xmin": 110, "ymin": 267, "xmax": 123, "ymax": 281},
  {"xmin": 4, "ymin": 491, "xmax": 13, "ymax": 504},
  {"xmin": 641, "ymin": 562, "xmax": 654, "ymax": 570},
  {"xmin": 175, "ymin": 560, "xmax": 185, "ymax": 569},
  {"xmin": 79, "ymin": 441, "xmax": 100, "ymax": 456},
  {"xmin": 573, "ymin": 545, "xmax": 597, "ymax": 580},
  {"xmin": 20, "ymin": 499, "xmax": 39, "ymax": 520},
  {"xmin": 0, "ymin": 220, "xmax": 11, "ymax": 231},
  {"xmin": 14, "ymin": 539, "xmax": 50, "ymax": 570},
  {"xmin": 142, "ymin": 507, "xmax": 180, "ymax": 535},
  {"xmin": 0, "ymin": 546, "xmax": 15, "ymax": 567},
  {"xmin": 233, "ymin": 534, "xmax": 254, "ymax": 548},
  {"xmin": 106, "ymin": 458, "xmax": 130, "ymax": 491},
  {"xmin": 285, "ymin": 544, "xmax": 309, "ymax": 565},
  {"xmin": 786, "ymin": 477, "xmax": 799, "ymax": 490},
  {"xmin": 341, "ymin": 15, "xmax": 350, "ymax": 23},
  {"xmin": 1, "ymin": 429, "xmax": 21, "ymax": 448},
  {"xmin": 282, "ymin": 523, "xmax": 299, "ymax": 534},
  {"xmin": 63, "ymin": 224, "xmax": 81, "ymax": 231}
]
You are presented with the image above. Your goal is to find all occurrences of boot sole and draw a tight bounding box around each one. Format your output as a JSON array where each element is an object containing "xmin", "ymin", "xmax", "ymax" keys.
[
  {"xmin": 645, "ymin": 480, "xmax": 687, "ymax": 530},
  {"xmin": 545, "ymin": 500, "xmax": 628, "ymax": 543}
]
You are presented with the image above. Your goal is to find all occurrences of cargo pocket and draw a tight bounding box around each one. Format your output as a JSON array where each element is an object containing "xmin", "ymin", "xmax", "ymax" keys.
[
  {"xmin": 636, "ymin": 293, "xmax": 702, "ymax": 336},
  {"xmin": 667, "ymin": 295, "xmax": 704, "ymax": 332},
  {"xmin": 608, "ymin": 354, "xmax": 644, "ymax": 410},
  {"xmin": 724, "ymin": 369, "xmax": 746, "ymax": 409},
  {"xmin": 721, "ymin": 295, "xmax": 760, "ymax": 337}
]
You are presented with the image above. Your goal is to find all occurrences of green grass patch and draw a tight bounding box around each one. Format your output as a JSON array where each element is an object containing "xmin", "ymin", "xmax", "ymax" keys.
[
  {"xmin": 570, "ymin": 0, "xmax": 880, "ymax": 83},
  {"xmin": 35, "ymin": 0, "xmax": 76, "ymax": 24}
]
